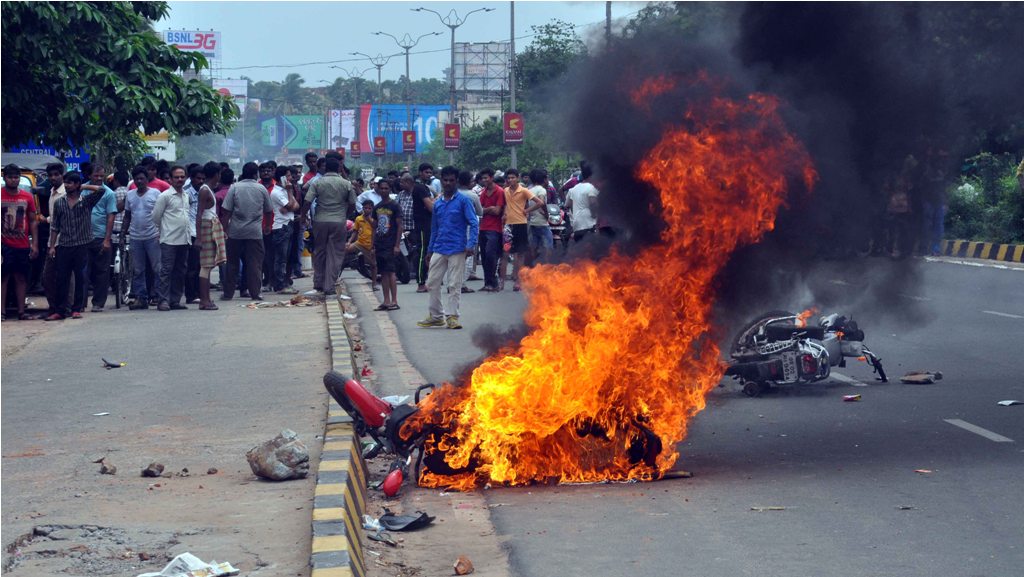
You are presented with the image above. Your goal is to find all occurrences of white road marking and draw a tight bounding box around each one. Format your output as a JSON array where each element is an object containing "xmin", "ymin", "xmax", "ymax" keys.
[
  {"xmin": 944, "ymin": 419, "xmax": 1015, "ymax": 443},
  {"xmin": 830, "ymin": 372, "xmax": 868, "ymax": 387},
  {"xmin": 924, "ymin": 256, "xmax": 1024, "ymax": 271},
  {"xmin": 982, "ymin": 310, "xmax": 1024, "ymax": 320},
  {"xmin": 900, "ymin": 293, "xmax": 932, "ymax": 302}
]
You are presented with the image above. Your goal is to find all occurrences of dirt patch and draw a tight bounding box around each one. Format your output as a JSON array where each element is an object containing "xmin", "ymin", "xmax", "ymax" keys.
[{"xmin": 3, "ymin": 524, "xmax": 199, "ymax": 576}]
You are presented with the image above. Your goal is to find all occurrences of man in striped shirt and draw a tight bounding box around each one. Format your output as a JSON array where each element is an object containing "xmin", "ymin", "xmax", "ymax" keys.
[{"xmin": 45, "ymin": 172, "xmax": 109, "ymax": 320}]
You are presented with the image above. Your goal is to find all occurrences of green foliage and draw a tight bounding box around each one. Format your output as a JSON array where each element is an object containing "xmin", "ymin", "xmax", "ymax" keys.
[
  {"xmin": 621, "ymin": 2, "xmax": 736, "ymax": 38},
  {"xmin": 1, "ymin": 1, "xmax": 238, "ymax": 163},
  {"xmin": 515, "ymin": 20, "xmax": 586, "ymax": 96},
  {"xmin": 945, "ymin": 161, "xmax": 1024, "ymax": 243}
]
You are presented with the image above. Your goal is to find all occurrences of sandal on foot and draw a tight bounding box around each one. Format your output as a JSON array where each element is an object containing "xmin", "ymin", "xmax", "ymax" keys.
[
  {"xmin": 386, "ymin": 304, "xmax": 401, "ymax": 310},
  {"xmin": 374, "ymin": 303, "xmax": 390, "ymax": 311}
]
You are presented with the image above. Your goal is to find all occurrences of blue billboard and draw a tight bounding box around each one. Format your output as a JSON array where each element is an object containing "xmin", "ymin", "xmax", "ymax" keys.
[{"xmin": 358, "ymin": 104, "xmax": 449, "ymax": 155}]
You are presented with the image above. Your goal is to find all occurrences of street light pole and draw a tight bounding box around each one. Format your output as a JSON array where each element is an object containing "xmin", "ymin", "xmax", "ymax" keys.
[
  {"xmin": 374, "ymin": 31, "xmax": 441, "ymax": 164},
  {"xmin": 351, "ymin": 52, "xmax": 394, "ymax": 104},
  {"xmin": 509, "ymin": 1, "xmax": 517, "ymax": 169},
  {"xmin": 413, "ymin": 6, "xmax": 496, "ymax": 164}
]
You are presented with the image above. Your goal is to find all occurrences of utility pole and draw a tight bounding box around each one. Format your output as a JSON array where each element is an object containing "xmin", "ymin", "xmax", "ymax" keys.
[
  {"xmin": 374, "ymin": 32, "xmax": 440, "ymax": 165},
  {"xmin": 606, "ymin": 1, "xmax": 612, "ymax": 47},
  {"xmin": 351, "ymin": 52, "xmax": 393, "ymax": 104},
  {"xmin": 413, "ymin": 6, "xmax": 496, "ymax": 164},
  {"xmin": 509, "ymin": 1, "xmax": 517, "ymax": 169}
]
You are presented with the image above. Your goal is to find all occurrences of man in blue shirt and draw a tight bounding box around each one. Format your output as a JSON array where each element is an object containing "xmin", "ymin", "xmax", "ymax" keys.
[
  {"xmin": 86, "ymin": 164, "xmax": 118, "ymax": 312},
  {"xmin": 417, "ymin": 166, "xmax": 478, "ymax": 330}
]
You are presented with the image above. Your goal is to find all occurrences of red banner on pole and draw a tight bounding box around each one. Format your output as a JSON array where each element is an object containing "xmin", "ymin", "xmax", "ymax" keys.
[
  {"xmin": 350, "ymin": 141, "xmax": 361, "ymax": 158},
  {"xmin": 402, "ymin": 131, "xmax": 417, "ymax": 153},
  {"xmin": 373, "ymin": 136, "xmax": 386, "ymax": 157},
  {"xmin": 503, "ymin": 112, "xmax": 524, "ymax": 144},
  {"xmin": 444, "ymin": 123, "xmax": 460, "ymax": 150}
]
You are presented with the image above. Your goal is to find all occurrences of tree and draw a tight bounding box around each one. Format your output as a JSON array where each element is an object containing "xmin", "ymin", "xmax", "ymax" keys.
[
  {"xmin": 515, "ymin": 20, "xmax": 586, "ymax": 98},
  {"xmin": 1, "ymin": 2, "xmax": 237, "ymax": 166}
]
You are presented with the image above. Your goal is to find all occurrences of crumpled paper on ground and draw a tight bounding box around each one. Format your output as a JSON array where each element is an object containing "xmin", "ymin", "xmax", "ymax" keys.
[{"xmin": 136, "ymin": 552, "xmax": 239, "ymax": 577}]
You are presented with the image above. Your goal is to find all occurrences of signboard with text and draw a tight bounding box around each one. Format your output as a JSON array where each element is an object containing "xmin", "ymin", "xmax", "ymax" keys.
[
  {"xmin": 443, "ymin": 123, "xmax": 460, "ymax": 150},
  {"xmin": 359, "ymin": 104, "xmax": 450, "ymax": 155},
  {"xmin": 260, "ymin": 115, "xmax": 325, "ymax": 150},
  {"xmin": 373, "ymin": 136, "xmax": 386, "ymax": 157},
  {"xmin": 503, "ymin": 112, "xmax": 524, "ymax": 144},
  {"xmin": 163, "ymin": 30, "xmax": 222, "ymax": 59},
  {"xmin": 402, "ymin": 131, "xmax": 417, "ymax": 153},
  {"xmin": 350, "ymin": 141, "xmax": 361, "ymax": 158}
]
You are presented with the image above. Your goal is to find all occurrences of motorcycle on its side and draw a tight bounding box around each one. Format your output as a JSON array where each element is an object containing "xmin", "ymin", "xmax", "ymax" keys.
[{"xmin": 725, "ymin": 310, "xmax": 888, "ymax": 397}]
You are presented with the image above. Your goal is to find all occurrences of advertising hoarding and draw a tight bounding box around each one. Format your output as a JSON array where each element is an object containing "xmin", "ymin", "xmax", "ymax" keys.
[
  {"xmin": 358, "ymin": 104, "xmax": 450, "ymax": 155},
  {"xmin": 163, "ymin": 30, "xmax": 222, "ymax": 60},
  {"xmin": 503, "ymin": 112, "xmax": 524, "ymax": 144}
]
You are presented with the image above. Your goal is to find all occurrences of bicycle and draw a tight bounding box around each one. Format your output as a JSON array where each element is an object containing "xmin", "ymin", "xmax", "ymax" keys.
[{"xmin": 110, "ymin": 234, "xmax": 132, "ymax": 308}]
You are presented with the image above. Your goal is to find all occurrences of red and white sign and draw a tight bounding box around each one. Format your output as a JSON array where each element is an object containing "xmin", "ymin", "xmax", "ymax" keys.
[
  {"xmin": 335, "ymin": 147, "xmax": 346, "ymax": 159},
  {"xmin": 350, "ymin": 141, "xmax": 361, "ymax": 158},
  {"xmin": 373, "ymin": 136, "xmax": 387, "ymax": 157},
  {"xmin": 164, "ymin": 30, "xmax": 222, "ymax": 59},
  {"xmin": 503, "ymin": 112, "xmax": 524, "ymax": 144},
  {"xmin": 443, "ymin": 123, "xmax": 460, "ymax": 150},
  {"xmin": 402, "ymin": 131, "xmax": 417, "ymax": 153}
]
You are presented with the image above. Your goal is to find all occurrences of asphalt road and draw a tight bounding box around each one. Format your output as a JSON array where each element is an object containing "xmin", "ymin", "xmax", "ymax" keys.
[
  {"xmin": 380, "ymin": 256, "xmax": 1024, "ymax": 577},
  {"xmin": 1, "ymin": 280, "xmax": 329, "ymax": 576}
]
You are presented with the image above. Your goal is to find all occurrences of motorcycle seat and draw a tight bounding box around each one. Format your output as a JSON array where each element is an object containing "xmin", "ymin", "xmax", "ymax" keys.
[{"xmin": 765, "ymin": 324, "xmax": 825, "ymax": 342}]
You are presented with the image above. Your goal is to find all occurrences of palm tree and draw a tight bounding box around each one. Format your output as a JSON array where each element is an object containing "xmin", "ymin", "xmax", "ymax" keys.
[{"xmin": 279, "ymin": 73, "xmax": 306, "ymax": 114}]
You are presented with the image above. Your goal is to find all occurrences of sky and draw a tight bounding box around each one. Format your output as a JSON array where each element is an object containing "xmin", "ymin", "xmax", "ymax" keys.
[{"xmin": 160, "ymin": 1, "xmax": 648, "ymax": 86}]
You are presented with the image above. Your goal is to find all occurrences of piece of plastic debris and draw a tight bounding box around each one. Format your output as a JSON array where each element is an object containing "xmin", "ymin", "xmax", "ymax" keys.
[
  {"xmin": 660, "ymin": 470, "xmax": 693, "ymax": 480},
  {"xmin": 381, "ymin": 395, "xmax": 411, "ymax": 406},
  {"xmin": 339, "ymin": 294, "xmax": 352, "ymax": 300},
  {"xmin": 141, "ymin": 463, "xmax": 165, "ymax": 477},
  {"xmin": 135, "ymin": 552, "xmax": 239, "ymax": 577},
  {"xmin": 361, "ymin": 365, "xmax": 374, "ymax": 377},
  {"xmin": 997, "ymin": 400, "xmax": 1022, "ymax": 406},
  {"xmin": 900, "ymin": 371, "xmax": 943, "ymax": 384},
  {"xmin": 102, "ymin": 358, "xmax": 126, "ymax": 369},
  {"xmin": 914, "ymin": 469, "xmax": 933, "ymax": 474},
  {"xmin": 843, "ymin": 394, "xmax": 862, "ymax": 402},
  {"xmin": 92, "ymin": 412, "xmax": 110, "ymax": 417},
  {"xmin": 343, "ymin": 313, "xmax": 357, "ymax": 319},
  {"xmin": 896, "ymin": 505, "xmax": 916, "ymax": 510},
  {"xmin": 454, "ymin": 555, "xmax": 475, "ymax": 575},
  {"xmin": 378, "ymin": 509, "xmax": 435, "ymax": 531},
  {"xmin": 750, "ymin": 506, "xmax": 787, "ymax": 511}
]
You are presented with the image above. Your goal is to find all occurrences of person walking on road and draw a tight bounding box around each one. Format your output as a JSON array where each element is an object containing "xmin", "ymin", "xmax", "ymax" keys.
[
  {"xmin": 300, "ymin": 157, "xmax": 356, "ymax": 296},
  {"xmin": 372, "ymin": 179, "xmax": 403, "ymax": 311},
  {"xmin": 152, "ymin": 166, "xmax": 192, "ymax": 311},
  {"xmin": 2, "ymin": 164, "xmax": 39, "ymax": 321},
  {"xmin": 222, "ymin": 162, "xmax": 273, "ymax": 301},
  {"xmin": 45, "ymin": 172, "xmax": 108, "ymax": 320},
  {"xmin": 418, "ymin": 166, "xmax": 478, "ymax": 330},
  {"xmin": 195, "ymin": 162, "xmax": 227, "ymax": 310}
]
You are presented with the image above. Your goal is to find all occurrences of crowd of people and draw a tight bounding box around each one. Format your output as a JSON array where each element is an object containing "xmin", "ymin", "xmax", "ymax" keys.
[{"xmin": 1, "ymin": 152, "xmax": 604, "ymax": 329}]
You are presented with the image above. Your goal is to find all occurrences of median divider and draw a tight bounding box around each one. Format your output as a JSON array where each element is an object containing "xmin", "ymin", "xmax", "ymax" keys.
[
  {"xmin": 940, "ymin": 239, "xmax": 1024, "ymax": 263},
  {"xmin": 310, "ymin": 296, "xmax": 367, "ymax": 577}
]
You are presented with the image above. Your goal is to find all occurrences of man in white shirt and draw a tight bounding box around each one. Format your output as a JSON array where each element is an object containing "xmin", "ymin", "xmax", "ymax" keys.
[
  {"xmin": 357, "ymin": 176, "xmax": 383, "ymax": 208},
  {"xmin": 564, "ymin": 162, "xmax": 599, "ymax": 243},
  {"xmin": 151, "ymin": 166, "xmax": 192, "ymax": 311},
  {"xmin": 268, "ymin": 168, "xmax": 298, "ymax": 294}
]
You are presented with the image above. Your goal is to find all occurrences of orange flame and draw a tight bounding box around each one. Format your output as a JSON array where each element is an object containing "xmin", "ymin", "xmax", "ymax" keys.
[
  {"xmin": 630, "ymin": 75, "xmax": 678, "ymax": 110},
  {"xmin": 405, "ymin": 73, "xmax": 817, "ymax": 490},
  {"xmin": 795, "ymin": 307, "xmax": 819, "ymax": 328}
]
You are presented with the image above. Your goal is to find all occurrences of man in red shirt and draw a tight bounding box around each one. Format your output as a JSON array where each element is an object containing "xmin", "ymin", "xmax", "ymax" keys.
[
  {"xmin": 2, "ymin": 164, "xmax": 40, "ymax": 320},
  {"xmin": 128, "ymin": 157, "xmax": 171, "ymax": 192},
  {"xmin": 301, "ymin": 151, "xmax": 319, "ymax": 184},
  {"xmin": 475, "ymin": 168, "xmax": 506, "ymax": 292}
]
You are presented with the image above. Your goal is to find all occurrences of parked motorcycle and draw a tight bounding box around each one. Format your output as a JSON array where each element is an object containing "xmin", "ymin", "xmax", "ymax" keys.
[
  {"xmin": 547, "ymin": 203, "xmax": 569, "ymax": 250},
  {"xmin": 725, "ymin": 310, "xmax": 888, "ymax": 397}
]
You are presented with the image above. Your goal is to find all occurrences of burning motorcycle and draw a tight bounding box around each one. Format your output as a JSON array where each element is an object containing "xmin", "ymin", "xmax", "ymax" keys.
[{"xmin": 725, "ymin": 310, "xmax": 888, "ymax": 397}]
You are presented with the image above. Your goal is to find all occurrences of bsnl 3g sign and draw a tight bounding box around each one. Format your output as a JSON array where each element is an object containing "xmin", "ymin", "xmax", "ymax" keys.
[{"xmin": 163, "ymin": 30, "xmax": 222, "ymax": 60}]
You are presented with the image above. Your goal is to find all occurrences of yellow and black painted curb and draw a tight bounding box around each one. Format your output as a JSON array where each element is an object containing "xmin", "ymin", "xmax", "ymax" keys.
[
  {"xmin": 310, "ymin": 297, "xmax": 367, "ymax": 577},
  {"xmin": 940, "ymin": 240, "xmax": 1024, "ymax": 263}
]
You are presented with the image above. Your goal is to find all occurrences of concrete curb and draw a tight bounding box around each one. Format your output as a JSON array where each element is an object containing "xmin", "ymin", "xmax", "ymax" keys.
[
  {"xmin": 940, "ymin": 239, "xmax": 1023, "ymax": 263},
  {"xmin": 310, "ymin": 296, "xmax": 367, "ymax": 577}
]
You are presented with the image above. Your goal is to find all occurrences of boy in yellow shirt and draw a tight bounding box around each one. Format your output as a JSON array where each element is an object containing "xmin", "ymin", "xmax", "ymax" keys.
[{"xmin": 347, "ymin": 199, "xmax": 378, "ymax": 291}]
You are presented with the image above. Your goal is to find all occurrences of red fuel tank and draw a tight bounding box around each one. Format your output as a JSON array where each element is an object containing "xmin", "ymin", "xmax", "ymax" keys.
[{"xmin": 344, "ymin": 378, "xmax": 392, "ymax": 428}]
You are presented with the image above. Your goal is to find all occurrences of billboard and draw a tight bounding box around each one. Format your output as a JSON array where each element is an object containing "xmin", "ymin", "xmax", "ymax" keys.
[
  {"xmin": 454, "ymin": 42, "xmax": 510, "ymax": 92},
  {"xmin": 9, "ymin": 145, "xmax": 90, "ymax": 173},
  {"xmin": 503, "ymin": 112, "xmax": 524, "ymax": 144},
  {"xmin": 327, "ymin": 110, "xmax": 357, "ymax": 148},
  {"xmin": 260, "ymin": 115, "xmax": 325, "ymax": 150},
  {"xmin": 358, "ymin": 104, "xmax": 450, "ymax": 155},
  {"xmin": 163, "ymin": 30, "xmax": 222, "ymax": 60},
  {"xmin": 212, "ymin": 78, "xmax": 247, "ymax": 111},
  {"xmin": 443, "ymin": 124, "xmax": 460, "ymax": 150}
]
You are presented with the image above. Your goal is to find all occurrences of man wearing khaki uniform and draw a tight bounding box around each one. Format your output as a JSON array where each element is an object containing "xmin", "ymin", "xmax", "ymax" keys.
[{"xmin": 300, "ymin": 157, "xmax": 356, "ymax": 295}]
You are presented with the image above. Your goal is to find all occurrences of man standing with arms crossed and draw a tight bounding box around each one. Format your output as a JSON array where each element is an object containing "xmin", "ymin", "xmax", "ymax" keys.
[{"xmin": 417, "ymin": 166, "xmax": 478, "ymax": 330}]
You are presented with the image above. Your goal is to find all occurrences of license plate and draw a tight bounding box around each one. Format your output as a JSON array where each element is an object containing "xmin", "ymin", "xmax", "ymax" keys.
[{"xmin": 781, "ymin": 352, "xmax": 798, "ymax": 382}]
